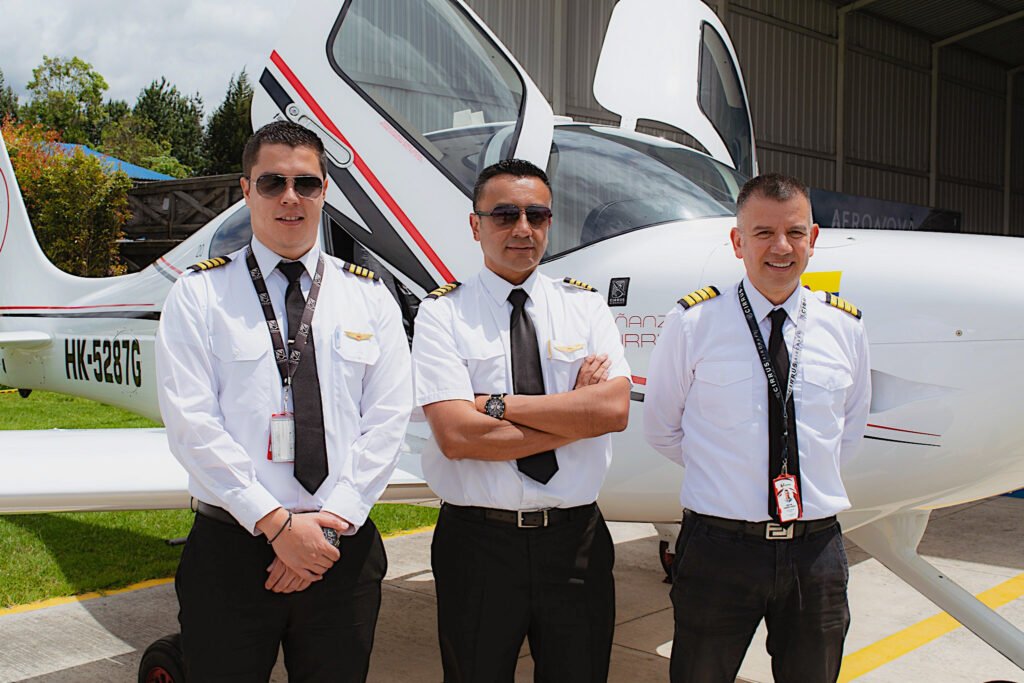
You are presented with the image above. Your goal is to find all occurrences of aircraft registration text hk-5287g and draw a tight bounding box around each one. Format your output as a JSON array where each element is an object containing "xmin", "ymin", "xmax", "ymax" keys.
[{"xmin": 64, "ymin": 338, "xmax": 143, "ymax": 387}]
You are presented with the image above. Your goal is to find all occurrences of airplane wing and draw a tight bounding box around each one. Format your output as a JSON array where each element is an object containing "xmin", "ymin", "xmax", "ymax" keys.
[
  {"xmin": 0, "ymin": 428, "xmax": 434, "ymax": 514},
  {"xmin": 0, "ymin": 331, "xmax": 53, "ymax": 350}
]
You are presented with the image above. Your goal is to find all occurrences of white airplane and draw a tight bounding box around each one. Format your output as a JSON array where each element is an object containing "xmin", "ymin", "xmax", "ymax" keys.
[{"xmin": 1, "ymin": 0, "xmax": 1022, "ymax": 668}]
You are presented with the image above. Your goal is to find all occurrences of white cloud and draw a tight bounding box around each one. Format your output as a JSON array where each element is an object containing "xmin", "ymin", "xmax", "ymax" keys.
[{"xmin": 0, "ymin": 0, "xmax": 295, "ymax": 115}]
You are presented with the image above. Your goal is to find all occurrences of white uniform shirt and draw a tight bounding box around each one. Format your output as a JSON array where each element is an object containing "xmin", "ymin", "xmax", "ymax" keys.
[
  {"xmin": 643, "ymin": 277, "xmax": 871, "ymax": 521},
  {"xmin": 412, "ymin": 267, "xmax": 631, "ymax": 510},
  {"xmin": 156, "ymin": 237, "xmax": 412, "ymax": 534}
]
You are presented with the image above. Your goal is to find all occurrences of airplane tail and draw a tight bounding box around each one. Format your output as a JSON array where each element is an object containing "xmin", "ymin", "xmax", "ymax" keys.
[{"xmin": 0, "ymin": 127, "xmax": 89, "ymax": 308}]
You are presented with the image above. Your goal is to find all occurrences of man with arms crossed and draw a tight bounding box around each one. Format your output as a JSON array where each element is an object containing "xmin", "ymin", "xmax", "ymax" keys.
[
  {"xmin": 644, "ymin": 173, "xmax": 870, "ymax": 683},
  {"xmin": 156, "ymin": 121, "xmax": 411, "ymax": 681},
  {"xmin": 412, "ymin": 159, "xmax": 631, "ymax": 682}
]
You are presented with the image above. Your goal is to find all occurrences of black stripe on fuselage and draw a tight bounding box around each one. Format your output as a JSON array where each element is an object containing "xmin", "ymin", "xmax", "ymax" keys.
[{"xmin": 0, "ymin": 312, "xmax": 161, "ymax": 320}]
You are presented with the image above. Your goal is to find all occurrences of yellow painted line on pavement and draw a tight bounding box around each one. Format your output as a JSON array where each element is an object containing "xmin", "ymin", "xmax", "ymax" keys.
[
  {"xmin": 838, "ymin": 571, "xmax": 1024, "ymax": 681},
  {"xmin": 382, "ymin": 523, "xmax": 435, "ymax": 539},
  {"xmin": 0, "ymin": 577, "xmax": 174, "ymax": 617}
]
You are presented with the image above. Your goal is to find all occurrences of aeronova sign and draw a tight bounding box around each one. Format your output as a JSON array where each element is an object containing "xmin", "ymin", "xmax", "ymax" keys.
[{"xmin": 811, "ymin": 189, "xmax": 961, "ymax": 233}]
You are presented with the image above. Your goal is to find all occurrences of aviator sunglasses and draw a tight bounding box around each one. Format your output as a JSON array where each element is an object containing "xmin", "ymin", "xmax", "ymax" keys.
[
  {"xmin": 475, "ymin": 204, "xmax": 553, "ymax": 227},
  {"xmin": 250, "ymin": 173, "xmax": 325, "ymax": 200}
]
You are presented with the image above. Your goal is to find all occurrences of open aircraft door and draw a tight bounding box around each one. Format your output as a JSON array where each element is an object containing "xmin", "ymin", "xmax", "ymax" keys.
[
  {"xmin": 594, "ymin": 0, "xmax": 757, "ymax": 178},
  {"xmin": 251, "ymin": 0, "xmax": 554, "ymax": 293}
]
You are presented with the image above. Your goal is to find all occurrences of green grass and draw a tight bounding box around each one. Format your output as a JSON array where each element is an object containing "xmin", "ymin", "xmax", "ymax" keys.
[{"xmin": 0, "ymin": 391, "xmax": 437, "ymax": 608}]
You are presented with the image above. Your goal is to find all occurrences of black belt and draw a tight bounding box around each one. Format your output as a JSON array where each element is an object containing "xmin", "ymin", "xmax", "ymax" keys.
[
  {"xmin": 443, "ymin": 502, "xmax": 596, "ymax": 529},
  {"xmin": 195, "ymin": 501, "xmax": 242, "ymax": 526},
  {"xmin": 685, "ymin": 510, "xmax": 837, "ymax": 541}
]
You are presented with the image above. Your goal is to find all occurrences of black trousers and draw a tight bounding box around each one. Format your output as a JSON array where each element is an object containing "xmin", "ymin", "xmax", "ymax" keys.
[
  {"xmin": 431, "ymin": 503, "xmax": 616, "ymax": 683},
  {"xmin": 669, "ymin": 513, "xmax": 850, "ymax": 683},
  {"xmin": 175, "ymin": 512, "xmax": 387, "ymax": 683}
]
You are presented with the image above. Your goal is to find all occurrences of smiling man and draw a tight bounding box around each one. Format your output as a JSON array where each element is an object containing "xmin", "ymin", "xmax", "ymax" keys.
[
  {"xmin": 411, "ymin": 159, "xmax": 631, "ymax": 682},
  {"xmin": 644, "ymin": 173, "xmax": 871, "ymax": 683},
  {"xmin": 156, "ymin": 121, "xmax": 411, "ymax": 682}
]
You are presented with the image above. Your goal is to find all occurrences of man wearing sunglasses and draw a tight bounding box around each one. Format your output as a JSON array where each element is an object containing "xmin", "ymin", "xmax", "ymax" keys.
[
  {"xmin": 411, "ymin": 158, "xmax": 632, "ymax": 682},
  {"xmin": 156, "ymin": 121, "xmax": 412, "ymax": 681}
]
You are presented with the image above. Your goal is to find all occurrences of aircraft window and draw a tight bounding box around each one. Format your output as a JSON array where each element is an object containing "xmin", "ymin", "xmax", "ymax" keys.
[
  {"xmin": 209, "ymin": 206, "xmax": 252, "ymax": 256},
  {"xmin": 542, "ymin": 127, "xmax": 736, "ymax": 259},
  {"xmin": 697, "ymin": 23, "xmax": 753, "ymax": 178},
  {"xmin": 330, "ymin": 0, "xmax": 524, "ymax": 196}
]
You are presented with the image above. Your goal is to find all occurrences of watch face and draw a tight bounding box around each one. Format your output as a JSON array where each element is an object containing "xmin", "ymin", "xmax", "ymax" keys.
[{"xmin": 485, "ymin": 395, "xmax": 504, "ymax": 419}]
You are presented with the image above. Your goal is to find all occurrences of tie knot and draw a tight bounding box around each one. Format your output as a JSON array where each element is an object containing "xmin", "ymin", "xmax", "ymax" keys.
[
  {"xmin": 769, "ymin": 308, "xmax": 788, "ymax": 329},
  {"xmin": 277, "ymin": 260, "xmax": 305, "ymax": 284},
  {"xmin": 508, "ymin": 288, "xmax": 529, "ymax": 310}
]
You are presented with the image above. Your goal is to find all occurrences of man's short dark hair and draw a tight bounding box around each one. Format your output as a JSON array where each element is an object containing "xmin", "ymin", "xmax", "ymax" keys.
[
  {"xmin": 473, "ymin": 158, "xmax": 551, "ymax": 209},
  {"xmin": 242, "ymin": 121, "xmax": 328, "ymax": 178},
  {"xmin": 736, "ymin": 173, "xmax": 809, "ymax": 212}
]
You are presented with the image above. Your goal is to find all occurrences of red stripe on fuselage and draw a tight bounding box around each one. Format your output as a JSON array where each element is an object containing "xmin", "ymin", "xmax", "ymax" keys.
[
  {"xmin": 0, "ymin": 304, "xmax": 155, "ymax": 311},
  {"xmin": 269, "ymin": 51, "xmax": 455, "ymax": 283},
  {"xmin": 158, "ymin": 257, "xmax": 183, "ymax": 275},
  {"xmin": 867, "ymin": 423, "xmax": 941, "ymax": 438}
]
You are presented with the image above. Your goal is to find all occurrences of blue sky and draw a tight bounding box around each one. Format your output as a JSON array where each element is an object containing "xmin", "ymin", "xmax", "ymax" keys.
[{"xmin": 0, "ymin": 0, "xmax": 296, "ymax": 115}]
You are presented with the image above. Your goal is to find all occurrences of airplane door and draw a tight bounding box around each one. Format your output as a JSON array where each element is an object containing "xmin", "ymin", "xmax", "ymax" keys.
[
  {"xmin": 593, "ymin": 0, "xmax": 757, "ymax": 178},
  {"xmin": 251, "ymin": 0, "xmax": 554, "ymax": 293}
]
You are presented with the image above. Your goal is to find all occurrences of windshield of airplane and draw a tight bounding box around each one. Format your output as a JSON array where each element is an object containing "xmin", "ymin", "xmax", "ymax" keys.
[
  {"xmin": 699, "ymin": 22, "xmax": 754, "ymax": 177},
  {"xmin": 543, "ymin": 127, "xmax": 742, "ymax": 258},
  {"xmin": 329, "ymin": 0, "xmax": 524, "ymax": 196}
]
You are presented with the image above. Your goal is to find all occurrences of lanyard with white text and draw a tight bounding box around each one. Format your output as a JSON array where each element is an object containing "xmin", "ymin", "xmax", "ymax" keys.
[
  {"xmin": 737, "ymin": 281, "xmax": 807, "ymax": 473},
  {"xmin": 244, "ymin": 246, "xmax": 325, "ymax": 407}
]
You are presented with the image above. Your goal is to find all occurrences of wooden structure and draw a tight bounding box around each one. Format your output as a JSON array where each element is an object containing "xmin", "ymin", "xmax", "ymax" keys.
[{"xmin": 121, "ymin": 174, "xmax": 243, "ymax": 271}]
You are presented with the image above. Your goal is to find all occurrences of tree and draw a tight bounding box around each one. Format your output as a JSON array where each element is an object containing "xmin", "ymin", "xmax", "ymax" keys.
[
  {"xmin": 134, "ymin": 77, "xmax": 205, "ymax": 173},
  {"xmin": 99, "ymin": 113, "xmax": 189, "ymax": 178},
  {"xmin": 2, "ymin": 120, "xmax": 130, "ymax": 276},
  {"xmin": 203, "ymin": 71, "xmax": 253, "ymax": 174},
  {"xmin": 0, "ymin": 68, "xmax": 18, "ymax": 122},
  {"xmin": 20, "ymin": 56, "xmax": 109, "ymax": 145}
]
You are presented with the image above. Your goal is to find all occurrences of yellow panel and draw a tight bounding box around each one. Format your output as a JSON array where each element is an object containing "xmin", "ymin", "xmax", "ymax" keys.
[{"xmin": 801, "ymin": 270, "xmax": 843, "ymax": 294}]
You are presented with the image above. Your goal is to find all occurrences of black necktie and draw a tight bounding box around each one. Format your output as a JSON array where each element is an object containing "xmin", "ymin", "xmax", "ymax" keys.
[
  {"xmin": 508, "ymin": 288, "xmax": 558, "ymax": 484},
  {"xmin": 767, "ymin": 308, "xmax": 800, "ymax": 522},
  {"xmin": 277, "ymin": 261, "xmax": 328, "ymax": 494}
]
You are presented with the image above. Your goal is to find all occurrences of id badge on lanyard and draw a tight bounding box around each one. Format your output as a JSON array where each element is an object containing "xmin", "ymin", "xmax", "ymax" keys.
[
  {"xmin": 269, "ymin": 387, "xmax": 295, "ymax": 463},
  {"xmin": 773, "ymin": 474, "xmax": 802, "ymax": 523},
  {"xmin": 246, "ymin": 247, "xmax": 324, "ymax": 464}
]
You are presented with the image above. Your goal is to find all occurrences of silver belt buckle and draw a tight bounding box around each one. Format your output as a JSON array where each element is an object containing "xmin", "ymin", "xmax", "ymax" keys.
[
  {"xmin": 765, "ymin": 522, "xmax": 794, "ymax": 540},
  {"xmin": 517, "ymin": 509, "xmax": 549, "ymax": 528}
]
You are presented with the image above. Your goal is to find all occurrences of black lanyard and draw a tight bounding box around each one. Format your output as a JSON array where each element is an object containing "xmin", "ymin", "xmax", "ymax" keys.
[
  {"xmin": 737, "ymin": 281, "xmax": 805, "ymax": 471},
  {"xmin": 245, "ymin": 246, "xmax": 325, "ymax": 388}
]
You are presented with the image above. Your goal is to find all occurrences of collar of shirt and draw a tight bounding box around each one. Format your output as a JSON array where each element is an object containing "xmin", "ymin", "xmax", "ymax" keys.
[
  {"xmin": 479, "ymin": 266, "xmax": 542, "ymax": 310},
  {"xmin": 250, "ymin": 236, "xmax": 322, "ymax": 285},
  {"xmin": 742, "ymin": 275, "xmax": 803, "ymax": 330}
]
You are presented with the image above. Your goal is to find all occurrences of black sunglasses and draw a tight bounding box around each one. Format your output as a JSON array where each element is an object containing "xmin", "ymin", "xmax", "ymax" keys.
[
  {"xmin": 475, "ymin": 204, "xmax": 553, "ymax": 227},
  {"xmin": 250, "ymin": 174, "xmax": 324, "ymax": 199}
]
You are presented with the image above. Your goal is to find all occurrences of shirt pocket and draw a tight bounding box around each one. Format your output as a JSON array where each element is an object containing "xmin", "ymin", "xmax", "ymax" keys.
[
  {"xmin": 210, "ymin": 330, "xmax": 271, "ymax": 405},
  {"xmin": 332, "ymin": 328, "xmax": 382, "ymax": 404},
  {"xmin": 547, "ymin": 339, "xmax": 588, "ymax": 391},
  {"xmin": 800, "ymin": 364, "xmax": 853, "ymax": 438},
  {"xmin": 694, "ymin": 360, "xmax": 753, "ymax": 429},
  {"xmin": 464, "ymin": 343, "xmax": 506, "ymax": 395}
]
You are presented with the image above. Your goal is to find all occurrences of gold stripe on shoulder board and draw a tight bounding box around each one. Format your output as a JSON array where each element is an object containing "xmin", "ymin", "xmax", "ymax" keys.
[
  {"xmin": 562, "ymin": 277, "xmax": 596, "ymax": 292},
  {"xmin": 677, "ymin": 285, "xmax": 720, "ymax": 309},
  {"xmin": 341, "ymin": 261, "xmax": 381, "ymax": 281},
  {"xmin": 188, "ymin": 256, "xmax": 232, "ymax": 272},
  {"xmin": 824, "ymin": 292, "xmax": 862, "ymax": 319},
  {"xmin": 426, "ymin": 281, "xmax": 462, "ymax": 299}
]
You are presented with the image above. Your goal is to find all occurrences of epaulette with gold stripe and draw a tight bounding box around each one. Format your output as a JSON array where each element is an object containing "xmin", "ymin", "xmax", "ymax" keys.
[
  {"xmin": 426, "ymin": 282, "xmax": 461, "ymax": 299},
  {"xmin": 341, "ymin": 261, "xmax": 381, "ymax": 281},
  {"xmin": 677, "ymin": 286, "xmax": 720, "ymax": 309},
  {"xmin": 823, "ymin": 292, "xmax": 862, "ymax": 319},
  {"xmin": 188, "ymin": 256, "xmax": 231, "ymax": 272},
  {"xmin": 562, "ymin": 277, "xmax": 596, "ymax": 292}
]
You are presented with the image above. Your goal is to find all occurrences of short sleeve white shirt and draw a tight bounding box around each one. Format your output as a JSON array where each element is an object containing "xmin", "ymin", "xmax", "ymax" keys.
[
  {"xmin": 643, "ymin": 277, "xmax": 871, "ymax": 521},
  {"xmin": 412, "ymin": 268, "xmax": 631, "ymax": 510}
]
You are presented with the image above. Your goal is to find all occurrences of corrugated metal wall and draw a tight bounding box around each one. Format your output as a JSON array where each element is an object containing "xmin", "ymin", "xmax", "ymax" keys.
[{"xmin": 464, "ymin": 0, "xmax": 1022, "ymax": 235}]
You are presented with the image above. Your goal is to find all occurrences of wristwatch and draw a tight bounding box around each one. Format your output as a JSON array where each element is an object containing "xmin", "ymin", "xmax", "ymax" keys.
[{"xmin": 484, "ymin": 393, "xmax": 506, "ymax": 420}]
